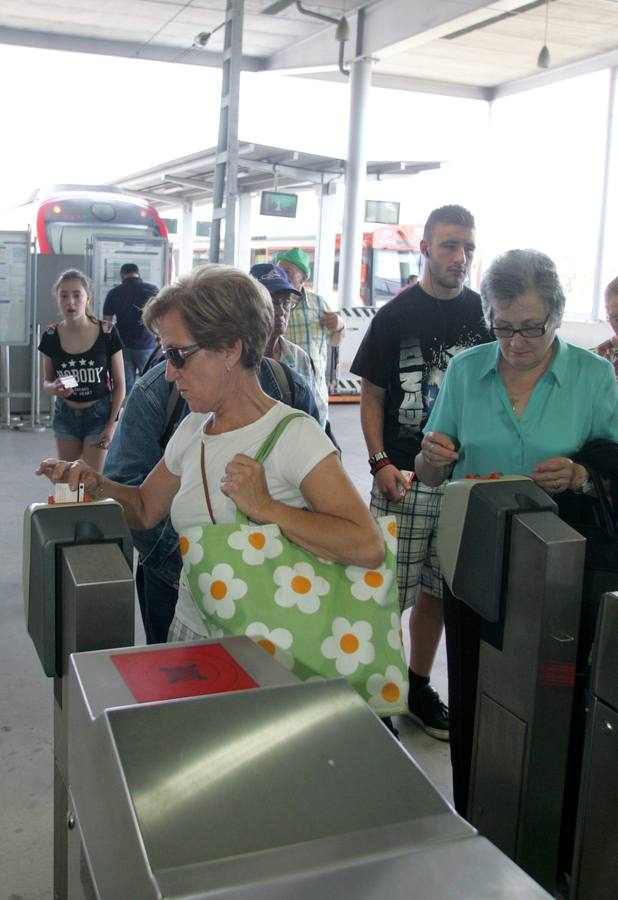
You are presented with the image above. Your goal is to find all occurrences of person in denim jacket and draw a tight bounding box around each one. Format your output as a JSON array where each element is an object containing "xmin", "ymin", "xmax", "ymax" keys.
[{"xmin": 103, "ymin": 357, "xmax": 322, "ymax": 643}]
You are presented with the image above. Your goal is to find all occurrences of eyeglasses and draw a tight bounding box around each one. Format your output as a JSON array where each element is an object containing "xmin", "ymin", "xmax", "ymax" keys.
[
  {"xmin": 161, "ymin": 343, "xmax": 202, "ymax": 368},
  {"xmin": 272, "ymin": 296, "xmax": 298, "ymax": 312},
  {"xmin": 491, "ymin": 316, "xmax": 551, "ymax": 339}
]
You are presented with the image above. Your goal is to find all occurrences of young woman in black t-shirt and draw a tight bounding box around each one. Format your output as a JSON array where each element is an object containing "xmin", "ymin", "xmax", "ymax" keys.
[{"xmin": 38, "ymin": 269, "xmax": 125, "ymax": 471}]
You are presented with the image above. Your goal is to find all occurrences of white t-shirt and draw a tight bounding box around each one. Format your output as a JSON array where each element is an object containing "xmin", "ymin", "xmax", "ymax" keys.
[{"xmin": 164, "ymin": 402, "xmax": 336, "ymax": 633}]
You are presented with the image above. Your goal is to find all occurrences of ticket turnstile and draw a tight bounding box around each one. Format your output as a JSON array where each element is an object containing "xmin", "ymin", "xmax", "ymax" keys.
[
  {"xmin": 570, "ymin": 591, "xmax": 618, "ymax": 900},
  {"xmin": 67, "ymin": 639, "xmax": 550, "ymax": 899},
  {"xmin": 24, "ymin": 499, "xmax": 552, "ymax": 899},
  {"xmin": 439, "ymin": 478, "xmax": 587, "ymax": 892},
  {"xmin": 24, "ymin": 501, "xmax": 135, "ymax": 900}
]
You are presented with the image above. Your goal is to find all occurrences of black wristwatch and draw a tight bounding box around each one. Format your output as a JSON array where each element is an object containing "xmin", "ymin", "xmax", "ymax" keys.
[{"xmin": 368, "ymin": 451, "xmax": 389, "ymax": 467}]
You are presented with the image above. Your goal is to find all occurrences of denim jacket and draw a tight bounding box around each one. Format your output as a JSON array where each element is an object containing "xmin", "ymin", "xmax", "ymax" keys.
[{"xmin": 104, "ymin": 359, "xmax": 321, "ymax": 587}]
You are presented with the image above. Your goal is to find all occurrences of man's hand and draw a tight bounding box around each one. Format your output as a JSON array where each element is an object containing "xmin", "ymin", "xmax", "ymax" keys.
[
  {"xmin": 319, "ymin": 311, "xmax": 343, "ymax": 332},
  {"xmin": 375, "ymin": 464, "xmax": 410, "ymax": 502}
]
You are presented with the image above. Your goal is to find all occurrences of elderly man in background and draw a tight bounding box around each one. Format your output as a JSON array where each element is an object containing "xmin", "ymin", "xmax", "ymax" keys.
[
  {"xmin": 593, "ymin": 276, "xmax": 618, "ymax": 380},
  {"xmin": 276, "ymin": 248, "xmax": 345, "ymax": 426},
  {"xmin": 249, "ymin": 263, "xmax": 315, "ymax": 390}
]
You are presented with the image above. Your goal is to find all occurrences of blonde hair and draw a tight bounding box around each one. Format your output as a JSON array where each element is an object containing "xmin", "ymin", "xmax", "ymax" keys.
[{"xmin": 143, "ymin": 264, "xmax": 274, "ymax": 370}]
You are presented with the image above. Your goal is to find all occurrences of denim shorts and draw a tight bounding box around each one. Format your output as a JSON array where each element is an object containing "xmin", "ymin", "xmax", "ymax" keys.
[{"xmin": 53, "ymin": 395, "xmax": 112, "ymax": 442}]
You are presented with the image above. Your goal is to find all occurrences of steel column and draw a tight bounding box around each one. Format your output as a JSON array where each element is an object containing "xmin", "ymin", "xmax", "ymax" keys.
[{"xmin": 209, "ymin": 0, "xmax": 244, "ymax": 265}]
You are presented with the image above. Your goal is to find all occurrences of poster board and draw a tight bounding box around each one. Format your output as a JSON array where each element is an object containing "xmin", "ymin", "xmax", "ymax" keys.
[
  {"xmin": 88, "ymin": 236, "xmax": 169, "ymax": 318},
  {"xmin": 0, "ymin": 230, "xmax": 32, "ymax": 345}
]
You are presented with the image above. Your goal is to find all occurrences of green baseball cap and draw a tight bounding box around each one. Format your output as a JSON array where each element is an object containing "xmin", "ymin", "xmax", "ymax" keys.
[{"xmin": 276, "ymin": 247, "xmax": 311, "ymax": 279}]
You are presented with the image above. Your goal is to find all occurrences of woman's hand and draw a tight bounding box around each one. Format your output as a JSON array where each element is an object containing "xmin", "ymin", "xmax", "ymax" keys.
[
  {"xmin": 91, "ymin": 425, "xmax": 115, "ymax": 450},
  {"xmin": 531, "ymin": 457, "xmax": 581, "ymax": 494},
  {"xmin": 220, "ymin": 454, "xmax": 275, "ymax": 521},
  {"xmin": 51, "ymin": 377, "xmax": 75, "ymax": 399},
  {"xmin": 36, "ymin": 457, "xmax": 102, "ymax": 497},
  {"xmin": 421, "ymin": 432, "xmax": 459, "ymax": 469}
]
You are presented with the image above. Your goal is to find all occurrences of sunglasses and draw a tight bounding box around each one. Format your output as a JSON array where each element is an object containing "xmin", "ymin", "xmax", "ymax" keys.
[{"xmin": 161, "ymin": 343, "xmax": 202, "ymax": 368}]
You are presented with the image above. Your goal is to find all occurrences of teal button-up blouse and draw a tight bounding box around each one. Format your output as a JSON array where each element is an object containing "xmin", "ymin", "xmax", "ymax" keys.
[{"xmin": 425, "ymin": 336, "xmax": 618, "ymax": 480}]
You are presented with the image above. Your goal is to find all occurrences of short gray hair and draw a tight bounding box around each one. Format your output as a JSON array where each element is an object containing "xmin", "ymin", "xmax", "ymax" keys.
[
  {"xmin": 143, "ymin": 264, "xmax": 274, "ymax": 370},
  {"xmin": 480, "ymin": 249, "xmax": 565, "ymax": 328}
]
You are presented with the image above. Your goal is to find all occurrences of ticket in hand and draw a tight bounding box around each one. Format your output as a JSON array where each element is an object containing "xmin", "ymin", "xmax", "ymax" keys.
[{"xmin": 59, "ymin": 375, "xmax": 78, "ymax": 389}]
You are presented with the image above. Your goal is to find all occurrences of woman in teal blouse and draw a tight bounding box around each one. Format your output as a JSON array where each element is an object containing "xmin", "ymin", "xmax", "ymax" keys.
[{"xmin": 414, "ymin": 248, "xmax": 618, "ymax": 819}]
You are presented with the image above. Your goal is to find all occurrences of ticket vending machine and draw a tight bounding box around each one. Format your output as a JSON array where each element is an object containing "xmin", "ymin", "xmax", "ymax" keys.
[{"xmin": 438, "ymin": 477, "xmax": 586, "ymax": 892}]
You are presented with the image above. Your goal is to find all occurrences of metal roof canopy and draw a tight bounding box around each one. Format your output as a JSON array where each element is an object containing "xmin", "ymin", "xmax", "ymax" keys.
[
  {"xmin": 1, "ymin": 1, "xmax": 617, "ymax": 99},
  {"xmin": 110, "ymin": 142, "xmax": 441, "ymax": 207}
]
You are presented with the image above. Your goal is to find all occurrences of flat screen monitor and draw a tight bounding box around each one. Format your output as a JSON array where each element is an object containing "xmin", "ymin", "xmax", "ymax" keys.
[
  {"xmin": 365, "ymin": 200, "xmax": 400, "ymax": 225},
  {"xmin": 260, "ymin": 191, "xmax": 298, "ymax": 218}
]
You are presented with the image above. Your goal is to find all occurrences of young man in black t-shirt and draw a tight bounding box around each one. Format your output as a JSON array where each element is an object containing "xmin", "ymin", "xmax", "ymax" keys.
[{"xmin": 352, "ymin": 205, "xmax": 490, "ymax": 740}]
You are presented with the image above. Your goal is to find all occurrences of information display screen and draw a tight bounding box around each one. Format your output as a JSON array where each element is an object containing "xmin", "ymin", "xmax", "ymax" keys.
[{"xmin": 260, "ymin": 191, "xmax": 298, "ymax": 218}]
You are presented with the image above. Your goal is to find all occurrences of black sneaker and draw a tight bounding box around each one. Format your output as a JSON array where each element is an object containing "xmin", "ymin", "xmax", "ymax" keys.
[
  {"xmin": 380, "ymin": 716, "xmax": 400, "ymax": 740},
  {"xmin": 408, "ymin": 684, "xmax": 449, "ymax": 741}
]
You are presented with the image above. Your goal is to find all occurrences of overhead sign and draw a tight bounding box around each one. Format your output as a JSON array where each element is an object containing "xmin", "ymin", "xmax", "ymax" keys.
[
  {"xmin": 260, "ymin": 191, "xmax": 298, "ymax": 218},
  {"xmin": 365, "ymin": 200, "xmax": 400, "ymax": 226}
]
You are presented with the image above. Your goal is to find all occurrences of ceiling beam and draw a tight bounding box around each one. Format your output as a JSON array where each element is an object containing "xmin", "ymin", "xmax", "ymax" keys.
[
  {"xmin": 491, "ymin": 46, "xmax": 618, "ymax": 99},
  {"xmin": 262, "ymin": 0, "xmax": 531, "ymax": 72},
  {"xmin": 0, "ymin": 26, "xmax": 262, "ymax": 70},
  {"xmin": 297, "ymin": 69, "xmax": 492, "ymax": 101},
  {"xmin": 238, "ymin": 158, "xmax": 342, "ymax": 184}
]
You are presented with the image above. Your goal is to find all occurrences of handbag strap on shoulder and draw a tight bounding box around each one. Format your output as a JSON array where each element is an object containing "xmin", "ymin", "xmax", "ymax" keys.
[
  {"xmin": 254, "ymin": 412, "xmax": 307, "ymax": 465},
  {"xmin": 199, "ymin": 412, "xmax": 306, "ymax": 526}
]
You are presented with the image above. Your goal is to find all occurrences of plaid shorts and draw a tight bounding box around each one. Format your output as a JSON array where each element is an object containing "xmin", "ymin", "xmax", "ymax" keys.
[
  {"xmin": 167, "ymin": 616, "xmax": 205, "ymax": 643},
  {"xmin": 370, "ymin": 477, "xmax": 445, "ymax": 611}
]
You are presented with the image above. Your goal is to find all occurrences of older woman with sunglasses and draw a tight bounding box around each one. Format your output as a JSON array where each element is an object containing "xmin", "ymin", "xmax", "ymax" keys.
[
  {"xmin": 38, "ymin": 264, "xmax": 384, "ymax": 643},
  {"xmin": 413, "ymin": 248, "xmax": 618, "ymax": 816}
]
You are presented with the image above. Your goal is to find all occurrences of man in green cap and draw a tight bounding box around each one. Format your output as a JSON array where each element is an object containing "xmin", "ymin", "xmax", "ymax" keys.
[{"xmin": 276, "ymin": 247, "xmax": 345, "ymax": 426}]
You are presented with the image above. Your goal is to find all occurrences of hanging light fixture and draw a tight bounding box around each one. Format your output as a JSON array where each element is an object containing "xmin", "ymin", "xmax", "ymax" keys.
[{"xmin": 537, "ymin": 0, "xmax": 551, "ymax": 69}]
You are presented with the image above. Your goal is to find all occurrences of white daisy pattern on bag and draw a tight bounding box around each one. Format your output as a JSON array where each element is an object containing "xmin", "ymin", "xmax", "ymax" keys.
[
  {"xmin": 178, "ymin": 526, "xmax": 204, "ymax": 573},
  {"xmin": 197, "ymin": 563, "xmax": 247, "ymax": 620},
  {"xmin": 227, "ymin": 524, "xmax": 283, "ymax": 566},
  {"xmin": 366, "ymin": 665, "xmax": 407, "ymax": 712},
  {"xmin": 273, "ymin": 562, "xmax": 330, "ymax": 614},
  {"xmin": 378, "ymin": 516, "xmax": 398, "ymax": 555},
  {"xmin": 321, "ymin": 617, "xmax": 375, "ymax": 675},
  {"xmin": 245, "ymin": 621, "xmax": 294, "ymax": 670},
  {"xmin": 345, "ymin": 563, "xmax": 393, "ymax": 605},
  {"xmin": 388, "ymin": 612, "xmax": 404, "ymax": 651}
]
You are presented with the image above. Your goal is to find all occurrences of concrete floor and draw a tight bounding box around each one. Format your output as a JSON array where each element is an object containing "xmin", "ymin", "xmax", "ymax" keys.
[{"xmin": 0, "ymin": 403, "xmax": 451, "ymax": 900}]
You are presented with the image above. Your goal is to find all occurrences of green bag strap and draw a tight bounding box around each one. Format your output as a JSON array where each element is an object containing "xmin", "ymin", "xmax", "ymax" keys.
[{"xmin": 254, "ymin": 412, "xmax": 307, "ymax": 466}]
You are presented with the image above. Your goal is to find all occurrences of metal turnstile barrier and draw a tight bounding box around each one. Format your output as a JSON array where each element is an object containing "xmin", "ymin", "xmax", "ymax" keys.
[
  {"xmin": 570, "ymin": 591, "xmax": 618, "ymax": 900},
  {"xmin": 24, "ymin": 498, "xmax": 553, "ymax": 899},
  {"xmin": 67, "ymin": 639, "xmax": 551, "ymax": 899},
  {"xmin": 24, "ymin": 501, "xmax": 135, "ymax": 900},
  {"xmin": 439, "ymin": 478, "xmax": 587, "ymax": 892}
]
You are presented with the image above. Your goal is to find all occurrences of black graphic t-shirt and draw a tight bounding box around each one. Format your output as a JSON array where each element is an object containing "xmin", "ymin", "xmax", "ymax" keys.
[
  {"xmin": 38, "ymin": 323, "xmax": 122, "ymax": 403},
  {"xmin": 351, "ymin": 284, "xmax": 491, "ymax": 469}
]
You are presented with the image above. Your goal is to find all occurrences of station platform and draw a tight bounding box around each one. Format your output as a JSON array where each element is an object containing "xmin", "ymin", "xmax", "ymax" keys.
[{"xmin": 1, "ymin": 403, "xmax": 450, "ymax": 899}]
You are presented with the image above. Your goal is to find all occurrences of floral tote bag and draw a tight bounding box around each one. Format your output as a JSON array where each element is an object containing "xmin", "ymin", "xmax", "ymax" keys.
[{"xmin": 179, "ymin": 414, "xmax": 407, "ymax": 717}]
